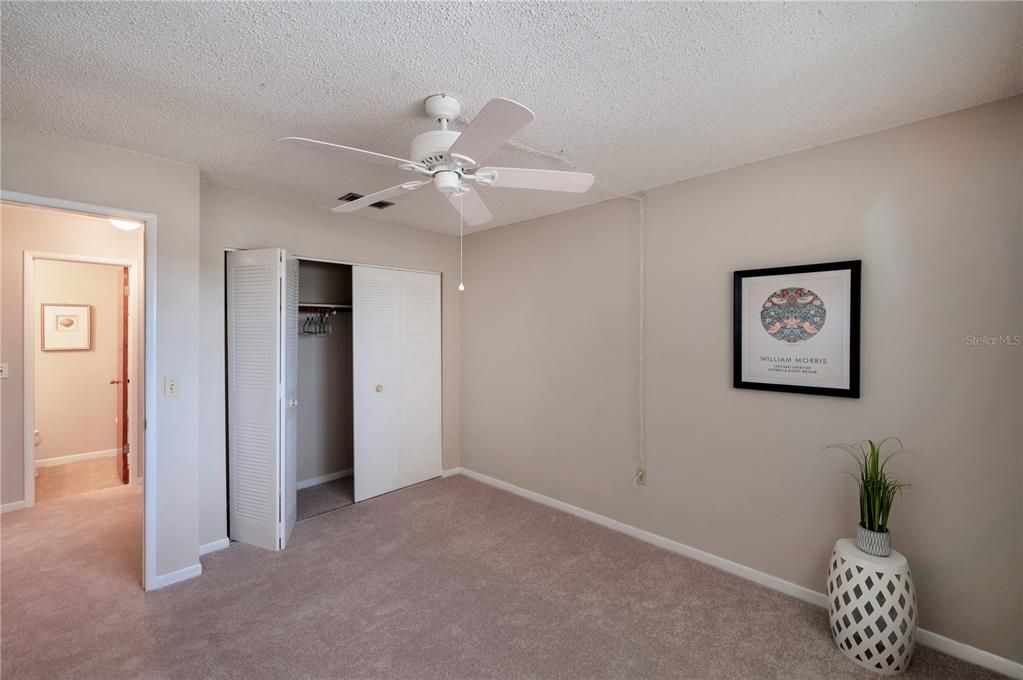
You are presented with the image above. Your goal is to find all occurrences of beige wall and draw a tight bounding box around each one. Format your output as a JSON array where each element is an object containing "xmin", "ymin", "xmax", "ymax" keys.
[
  {"xmin": 461, "ymin": 97, "xmax": 1022, "ymax": 661},
  {"xmin": 34, "ymin": 259, "xmax": 123, "ymax": 460},
  {"xmin": 1, "ymin": 203, "xmax": 142, "ymax": 478},
  {"xmin": 2, "ymin": 127, "xmax": 201, "ymax": 579},
  {"xmin": 198, "ymin": 183, "xmax": 462, "ymax": 547}
]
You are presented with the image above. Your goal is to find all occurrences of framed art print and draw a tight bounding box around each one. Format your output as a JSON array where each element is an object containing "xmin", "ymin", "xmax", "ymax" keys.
[
  {"xmin": 733, "ymin": 260, "xmax": 860, "ymax": 398},
  {"xmin": 41, "ymin": 304, "xmax": 92, "ymax": 351}
]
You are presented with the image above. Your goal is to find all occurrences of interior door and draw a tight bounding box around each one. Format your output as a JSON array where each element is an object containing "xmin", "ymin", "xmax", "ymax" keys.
[
  {"xmin": 353, "ymin": 266, "xmax": 441, "ymax": 502},
  {"xmin": 353, "ymin": 266, "xmax": 402, "ymax": 501},
  {"xmin": 227, "ymin": 248, "xmax": 291, "ymax": 551},
  {"xmin": 115, "ymin": 266, "xmax": 129, "ymax": 484}
]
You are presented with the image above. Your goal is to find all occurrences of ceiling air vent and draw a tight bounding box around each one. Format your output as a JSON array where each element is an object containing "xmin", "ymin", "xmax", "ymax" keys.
[{"xmin": 338, "ymin": 192, "xmax": 394, "ymax": 209}]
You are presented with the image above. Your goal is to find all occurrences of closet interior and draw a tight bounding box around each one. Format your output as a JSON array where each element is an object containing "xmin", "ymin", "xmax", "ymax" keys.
[{"xmin": 296, "ymin": 259, "xmax": 353, "ymax": 521}]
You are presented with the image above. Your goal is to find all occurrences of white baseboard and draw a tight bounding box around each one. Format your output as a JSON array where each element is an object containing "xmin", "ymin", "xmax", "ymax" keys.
[
  {"xmin": 450, "ymin": 467, "xmax": 1022, "ymax": 679},
  {"xmin": 199, "ymin": 538, "xmax": 231, "ymax": 556},
  {"xmin": 35, "ymin": 448, "xmax": 116, "ymax": 467},
  {"xmin": 297, "ymin": 468, "xmax": 352, "ymax": 490},
  {"xmin": 913, "ymin": 629, "xmax": 1021, "ymax": 679},
  {"xmin": 150, "ymin": 563, "xmax": 202, "ymax": 590},
  {"xmin": 1, "ymin": 500, "xmax": 28, "ymax": 513}
]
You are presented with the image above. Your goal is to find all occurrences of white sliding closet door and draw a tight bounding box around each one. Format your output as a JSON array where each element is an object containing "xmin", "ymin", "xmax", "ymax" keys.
[
  {"xmin": 399, "ymin": 271, "xmax": 442, "ymax": 490},
  {"xmin": 226, "ymin": 248, "xmax": 299, "ymax": 551},
  {"xmin": 353, "ymin": 266, "xmax": 441, "ymax": 501},
  {"xmin": 353, "ymin": 266, "xmax": 402, "ymax": 501}
]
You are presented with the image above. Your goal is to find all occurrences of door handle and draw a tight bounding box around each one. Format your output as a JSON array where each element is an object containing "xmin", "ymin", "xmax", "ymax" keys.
[
  {"xmin": 109, "ymin": 379, "xmax": 122, "ymax": 385},
  {"xmin": 375, "ymin": 384, "xmax": 383, "ymax": 393}
]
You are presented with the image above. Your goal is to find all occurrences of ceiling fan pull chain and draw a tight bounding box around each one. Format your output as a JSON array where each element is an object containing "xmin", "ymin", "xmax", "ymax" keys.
[{"xmin": 458, "ymin": 190, "xmax": 465, "ymax": 292}]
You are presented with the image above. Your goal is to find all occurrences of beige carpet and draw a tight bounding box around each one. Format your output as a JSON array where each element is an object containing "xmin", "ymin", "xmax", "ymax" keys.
[
  {"xmin": 0, "ymin": 475, "xmax": 1006, "ymax": 679},
  {"xmin": 34, "ymin": 457, "xmax": 125, "ymax": 503},
  {"xmin": 297, "ymin": 476, "xmax": 354, "ymax": 521}
]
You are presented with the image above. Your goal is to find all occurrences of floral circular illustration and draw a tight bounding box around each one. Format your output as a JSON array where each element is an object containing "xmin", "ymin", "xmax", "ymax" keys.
[{"xmin": 760, "ymin": 287, "xmax": 826, "ymax": 343}]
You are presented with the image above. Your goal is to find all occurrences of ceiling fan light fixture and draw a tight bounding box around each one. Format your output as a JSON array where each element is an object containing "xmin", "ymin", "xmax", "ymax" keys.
[{"xmin": 433, "ymin": 170, "xmax": 462, "ymax": 195}]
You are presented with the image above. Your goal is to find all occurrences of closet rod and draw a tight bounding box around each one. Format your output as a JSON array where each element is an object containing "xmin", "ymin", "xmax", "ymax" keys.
[{"xmin": 298, "ymin": 303, "xmax": 351, "ymax": 310}]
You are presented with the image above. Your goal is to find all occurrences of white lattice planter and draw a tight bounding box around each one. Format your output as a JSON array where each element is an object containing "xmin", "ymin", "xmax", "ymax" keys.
[{"xmin": 827, "ymin": 538, "xmax": 917, "ymax": 674}]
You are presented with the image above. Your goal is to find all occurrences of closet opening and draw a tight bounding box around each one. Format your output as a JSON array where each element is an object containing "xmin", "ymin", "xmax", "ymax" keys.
[
  {"xmin": 224, "ymin": 248, "xmax": 442, "ymax": 552},
  {"xmin": 296, "ymin": 259, "xmax": 354, "ymax": 521}
]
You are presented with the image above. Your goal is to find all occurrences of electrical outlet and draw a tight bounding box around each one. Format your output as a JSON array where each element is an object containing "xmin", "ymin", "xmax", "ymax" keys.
[
  {"xmin": 164, "ymin": 377, "xmax": 180, "ymax": 397},
  {"xmin": 634, "ymin": 467, "xmax": 647, "ymax": 486},
  {"xmin": 0, "ymin": 363, "xmax": 8, "ymax": 379}
]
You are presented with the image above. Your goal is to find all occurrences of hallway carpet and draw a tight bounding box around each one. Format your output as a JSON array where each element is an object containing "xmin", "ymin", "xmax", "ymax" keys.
[
  {"xmin": 0, "ymin": 475, "xmax": 1006, "ymax": 679},
  {"xmin": 34, "ymin": 456, "xmax": 125, "ymax": 502}
]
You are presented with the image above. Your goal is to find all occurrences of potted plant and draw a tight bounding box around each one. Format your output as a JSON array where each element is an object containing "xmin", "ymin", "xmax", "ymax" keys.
[{"xmin": 824, "ymin": 438, "xmax": 910, "ymax": 557}]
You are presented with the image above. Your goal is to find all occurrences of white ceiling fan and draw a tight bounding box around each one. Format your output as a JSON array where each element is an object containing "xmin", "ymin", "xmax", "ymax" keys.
[{"xmin": 279, "ymin": 95, "xmax": 595, "ymax": 227}]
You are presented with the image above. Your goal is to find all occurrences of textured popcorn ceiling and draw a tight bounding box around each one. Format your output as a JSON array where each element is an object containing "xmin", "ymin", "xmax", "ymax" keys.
[{"xmin": 2, "ymin": 2, "xmax": 1020, "ymax": 234}]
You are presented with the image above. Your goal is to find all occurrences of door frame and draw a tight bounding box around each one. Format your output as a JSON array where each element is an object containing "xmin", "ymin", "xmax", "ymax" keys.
[
  {"xmin": 4, "ymin": 190, "xmax": 158, "ymax": 591},
  {"xmin": 24, "ymin": 252, "xmax": 140, "ymax": 489}
]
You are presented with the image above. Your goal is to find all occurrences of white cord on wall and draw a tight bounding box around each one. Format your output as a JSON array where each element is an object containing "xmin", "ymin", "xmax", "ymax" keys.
[
  {"xmin": 636, "ymin": 193, "xmax": 646, "ymax": 486},
  {"xmin": 458, "ymin": 190, "xmax": 465, "ymax": 292}
]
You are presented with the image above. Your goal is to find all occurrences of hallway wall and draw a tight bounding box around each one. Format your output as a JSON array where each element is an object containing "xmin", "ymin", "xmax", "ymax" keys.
[{"xmin": 34, "ymin": 259, "xmax": 124, "ymax": 461}]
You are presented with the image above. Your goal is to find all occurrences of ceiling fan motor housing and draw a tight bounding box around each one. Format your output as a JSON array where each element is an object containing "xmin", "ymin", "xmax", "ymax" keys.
[
  {"xmin": 410, "ymin": 129, "xmax": 461, "ymax": 167},
  {"xmin": 424, "ymin": 94, "xmax": 462, "ymax": 122}
]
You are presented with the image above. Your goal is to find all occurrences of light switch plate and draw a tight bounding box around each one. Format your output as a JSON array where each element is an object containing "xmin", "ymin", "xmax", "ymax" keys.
[
  {"xmin": 0, "ymin": 363, "xmax": 8, "ymax": 379},
  {"xmin": 164, "ymin": 376, "xmax": 180, "ymax": 397}
]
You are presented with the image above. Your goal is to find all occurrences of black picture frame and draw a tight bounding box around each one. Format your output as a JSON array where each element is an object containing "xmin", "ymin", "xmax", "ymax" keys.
[{"xmin": 733, "ymin": 260, "xmax": 861, "ymax": 398}]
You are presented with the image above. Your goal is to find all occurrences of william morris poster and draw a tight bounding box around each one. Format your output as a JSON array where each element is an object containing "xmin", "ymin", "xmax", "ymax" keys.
[{"xmin": 733, "ymin": 261, "xmax": 860, "ymax": 398}]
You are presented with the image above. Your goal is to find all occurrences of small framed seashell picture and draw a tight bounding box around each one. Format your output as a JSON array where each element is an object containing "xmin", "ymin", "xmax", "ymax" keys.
[
  {"xmin": 733, "ymin": 261, "xmax": 861, "ymax": 398},
  {"xmin": 41, "ymin": 304, "xmax": 92, "ymax": 351}
]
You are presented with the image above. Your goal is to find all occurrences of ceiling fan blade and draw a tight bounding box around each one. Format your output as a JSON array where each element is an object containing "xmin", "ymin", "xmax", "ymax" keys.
[
  {"xmin": 331, "ymin": 181, "xmax": 427, "ymax": 213},
  {"xmin": 476, "ymin": 167, "xmax": 595, "ymax": 193},
  {"xmin": 280, "ymin": 137, "xmax": 416, "ymax": 167},
  {"xmin": 447, "ymin": 98, "xmax": 534, "ymax": 165},
  {"xmin": 447, "ymin": 188, "xmax": 493, "ymax": 227}
]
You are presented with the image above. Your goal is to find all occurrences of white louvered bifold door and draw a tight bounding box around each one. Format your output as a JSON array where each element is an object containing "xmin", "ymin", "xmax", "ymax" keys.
[
  {"xmin": 227, "ymin": 248, "xmax": 287, "ymax": 551},
  {"xmin": 282, "ymin": 256, "xmax": 299, "ymax": 548},
  {"xmin": 353, "ymin": 266, "xmax": 441, "ymax": 502},
  {"xmin": 398, "ymin": 270, "xmax": 442, "ymax": 489},
  {"xmin": 353, "ymin": 266, "xmax": 403, "ymax": 501}
]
